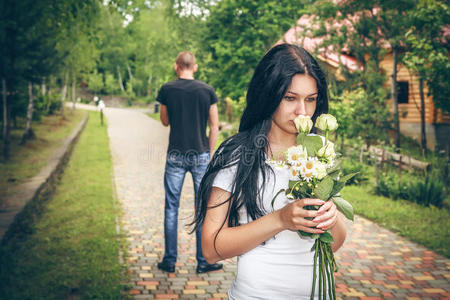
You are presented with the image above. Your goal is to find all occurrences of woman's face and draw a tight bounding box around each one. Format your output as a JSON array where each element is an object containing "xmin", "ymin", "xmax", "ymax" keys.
[{"xmin": 272, "ymin": 73, "xmax": 318, "ymax": 135}]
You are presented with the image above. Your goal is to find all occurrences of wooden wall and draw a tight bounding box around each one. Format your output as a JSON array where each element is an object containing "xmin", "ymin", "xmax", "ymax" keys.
[{"xmin": 381, "ymin": 53, "xmax": 449, "ymax": 125}]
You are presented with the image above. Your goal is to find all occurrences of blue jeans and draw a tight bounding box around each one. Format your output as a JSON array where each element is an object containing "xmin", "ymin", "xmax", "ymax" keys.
[{"xmin": 162, "ymin": 151, "xmax": 210, "ymax": 266}]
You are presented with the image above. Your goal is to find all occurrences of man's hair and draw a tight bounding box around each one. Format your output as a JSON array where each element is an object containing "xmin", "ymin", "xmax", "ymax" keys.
[{"xmin": 175, "ymin": 51, "xmax": 196, "ymax": 70}]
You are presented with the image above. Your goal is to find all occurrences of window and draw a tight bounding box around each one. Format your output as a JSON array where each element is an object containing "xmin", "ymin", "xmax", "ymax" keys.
[{"xmin": 397, "ymin": 81, "xmax": 409, "ymax": 104}]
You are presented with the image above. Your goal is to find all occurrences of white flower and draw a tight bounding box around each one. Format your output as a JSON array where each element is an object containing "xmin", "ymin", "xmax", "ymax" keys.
[
  {"xmin": 288, "ymin": 166, "xmax": 302, "ymax": 181},
  {"xmin": 316, "ymin": 114, "xmax": 338, "ymax": 132},
  {"xmin": 316, "ymin": 161, "xmax": 328, "ymax": 180},
  {"xmin": 286, "ymin": 145, "xmax": 308, "ymax": 166},
  {"xmin": 294, "ymin": 115, "xmax": 313, "ymax": 134},
  {"xmin": 317, "ymin": 141, "xmax": 336, "ymax": 161},
  {"xmin": 299, "ymin": 157, "xmax": 318, "ymax": 182}
]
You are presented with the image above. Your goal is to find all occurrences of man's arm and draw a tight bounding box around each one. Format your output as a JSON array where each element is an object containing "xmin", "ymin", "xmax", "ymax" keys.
[
  {"xmin": 208, "ymin": 103, "xmax": 219, "ymax": 154},
  {"xmin": 160, "ymin": 104, "xmax": 169, "ymax": 127}
]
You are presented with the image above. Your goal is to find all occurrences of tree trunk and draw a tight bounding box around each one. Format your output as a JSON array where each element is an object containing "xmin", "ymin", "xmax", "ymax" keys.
[
  {"xmin": 45, "ymin": 76, "xmax": 52, "ymax": 114},
  {"xmin": 21, "ymin": 81, "xmax": 35, "ymax": 144},
  {"xmin": 419, "ymin": 78, "xmax": 427, "ymax": 152},
  {"xmin": 391, "ymin": 47, "xmax": 400, "ymax": 153},
  {"xmin": 2, "ymin": 78, "xmax": 10, "ymax": 160},
  {"xmin": 71, "ymin": 77, "xmax": 76, "ymax": 112},
  {"xmin": 117, "ymin": 66, "xmax": 125, "ymax": 93},
  {"xmin": 126, "ymin": 63, "xmax": 134, "ymax": 80},
  {"xmin": 41, "ymin": 76, "xmax": 46, "ymax": 96},
  {"xmin": 126, "ymin": 63, "xmax": 133, "ymax": 95},
  {"xmin": 147, "ymin": 71, "xmax": 152, "ymax": 98},
  {"xmin": 61, "ymin": 72, "xmax": 68, "ymax": 119}
]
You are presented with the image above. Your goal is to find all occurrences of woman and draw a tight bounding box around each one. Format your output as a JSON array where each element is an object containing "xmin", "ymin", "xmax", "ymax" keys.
[{"xmin": 193, "ymin": 44, "xmax": 347, "ymax": 299}]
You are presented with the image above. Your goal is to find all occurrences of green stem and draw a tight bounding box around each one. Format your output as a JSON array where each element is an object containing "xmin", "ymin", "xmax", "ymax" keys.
[
  {"xmin": 325, "ymin": 247, "xmax": 333, "ymax": 300},
  {"xmin": 311, "ymin": 240, "xmax": 318, "ymax": 300},
  {"xmin": 331, "ymin": 260, "xmax": 336, "ymax": 300},
  {"xmin": 318, "ymin": 242, "xmax": 322, "ymax": 300},
  {"xmin": 320, "ymin": 242, "xmax": 327, "ymax": 300}
]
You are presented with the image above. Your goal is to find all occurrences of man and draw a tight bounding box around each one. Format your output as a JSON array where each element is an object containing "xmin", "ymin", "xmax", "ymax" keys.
[{"xmin": 156, "ymin": 51, "xmax": 222, "ymax": 274}]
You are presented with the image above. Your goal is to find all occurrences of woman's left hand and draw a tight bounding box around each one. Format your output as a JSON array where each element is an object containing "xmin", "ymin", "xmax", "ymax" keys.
[{"xmin": 312, "ymin": 200, "xmax": 337, "ymax": 230}]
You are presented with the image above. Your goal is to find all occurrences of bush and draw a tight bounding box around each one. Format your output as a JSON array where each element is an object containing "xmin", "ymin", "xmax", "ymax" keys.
[
  {"xmin": 341, "ymin": 159, "xmax": 370, "ymax": 185},
  {"xmin": 407, "ymin": 175, "xmax": 445, "ymax": 208},
  {"xmin": 374, "ymin": 172, "xmax": 398, "ymax": 198},
  {"xmin": 104, "ymin": 73, "xmax": 120, "ymax": 95},
  {"xmin": 375, "ymin": 171, "xmax": 445, "ymax": 208}
]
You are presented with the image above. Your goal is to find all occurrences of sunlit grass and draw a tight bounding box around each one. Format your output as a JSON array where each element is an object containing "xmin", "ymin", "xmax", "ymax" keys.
[{"xmin": 342, "ymin": 184, "xmax": 450, "ymax": 258}]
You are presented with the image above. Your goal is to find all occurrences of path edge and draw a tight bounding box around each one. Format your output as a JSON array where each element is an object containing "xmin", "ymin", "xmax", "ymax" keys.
[{"xmin": 0, "ymin": 112, "xmax": 89, "ymax": 243}]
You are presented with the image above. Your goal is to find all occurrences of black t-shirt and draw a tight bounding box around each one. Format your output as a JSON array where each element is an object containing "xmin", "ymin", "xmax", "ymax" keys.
[{"xmin": 157, "ymin": 78, "xmax": 218, "ymax": 154}]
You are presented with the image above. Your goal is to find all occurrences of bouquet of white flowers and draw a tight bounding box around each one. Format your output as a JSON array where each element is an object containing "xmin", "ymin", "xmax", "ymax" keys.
[{"xmin": 269, "ymin": 114, "xmax": 356, "ymax": 300}]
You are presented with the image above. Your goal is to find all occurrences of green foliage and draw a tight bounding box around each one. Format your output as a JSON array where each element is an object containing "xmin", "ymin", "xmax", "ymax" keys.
[
  {"xmin": 375, "ymin": 170, "xmax": 445, "ymax": 208},
  {"xmin": 346, "ymin": 89, "xmax": 391, "ymax": 145},
  {"xmin": 407, "ymin": 175, "xmax": 445, "ymax": 208},
  {"xmin": 203, "ymin": 0, "xmax": 306, "ymax": 98},
  {"xmin": 104, "ymin": 72, "xmax": 120, "ymax": 95},
  {"xmin": 340, "ymin": 159, "xmax": 370, "ymax": 185},
  {"xmin": 87, "ymin": 70, "xmax": 104, "ymax": 94},
  {"xmin": 403, "ymin": 0, "xmax": 450, "ymax": 113}
]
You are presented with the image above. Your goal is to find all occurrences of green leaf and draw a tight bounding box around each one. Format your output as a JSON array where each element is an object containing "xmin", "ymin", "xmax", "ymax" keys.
[
  {"xmin": 326, "ymin": 160, "xmax": 341, "ymax": 174},
  {"xmin": 339, "ymin": 172, "xmax": 359, "ymax": 183},
  {"xmin": 303, "ymin": 135, "xmax": 323, "ymax": 156},
  {"xmin": 319, "ymin": 231, "xmax": 334, "ymax": 243},
  {"xmin": 332, "ymin": 196, "xmax": 354, "ymax": 221},
  {"xmin": 330, "ymin": 180, "xmax": 345, "ymax": 197},
  {"xmin": 297, "ymin": 133, "xmax": 306, "ymax": 145},
  {"xmin": 313, "ymin": 176, "xmax": 334, "ymax": 200}
]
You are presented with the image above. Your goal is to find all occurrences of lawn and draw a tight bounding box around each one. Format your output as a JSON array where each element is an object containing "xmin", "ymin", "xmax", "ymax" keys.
[
  {"xmin": 342, "ymin": 184, "xmax": 450, "ymax": 258},
  {"xmin": 0, "ymin": 110, "xmax": 127, "ymax": 300},
  {"xmin": 0, "ymin": 110, "xmax": 86, "ymax": 203}
]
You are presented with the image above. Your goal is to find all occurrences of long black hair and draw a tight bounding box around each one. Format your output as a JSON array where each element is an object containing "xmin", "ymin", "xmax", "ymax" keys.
[{"xmin": 192, "ymin": 44, "xmax": 329, "ymax": 251}]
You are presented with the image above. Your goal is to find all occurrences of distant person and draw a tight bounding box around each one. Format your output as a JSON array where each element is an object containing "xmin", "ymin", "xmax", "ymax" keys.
[
  {"xmin": 156, "ymin": 51, "xmax": 222, "ymax": 274},
  {"xmin": 97, "ymin": 99, "xmax": 105, "ymax": 125}
]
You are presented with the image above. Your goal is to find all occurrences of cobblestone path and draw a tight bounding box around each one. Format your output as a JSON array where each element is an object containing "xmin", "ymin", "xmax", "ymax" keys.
[{"xmin": 104, "ymin": 107, "xmax": 449, "ymax": 300}]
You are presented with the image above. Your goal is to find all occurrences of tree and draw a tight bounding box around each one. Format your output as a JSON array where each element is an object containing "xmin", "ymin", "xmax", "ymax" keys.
[
  {"xmin": 377, "ymin": 0, "xmax": 417, "ymax": 152},
  {"xmin": 304, "ymin": 0, "xmax": 395, "ymax": 145},
  {"xmin": 403, "ymin": 0, "xmax": 450, "ymax": 151},
  {"xmin": 203, "ymin": 0, "xmax": 304, "ymax": 99}
]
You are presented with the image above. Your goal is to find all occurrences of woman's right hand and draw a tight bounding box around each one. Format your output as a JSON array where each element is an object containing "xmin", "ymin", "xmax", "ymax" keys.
[{"xmin": 277, "ymin": 198, "xmax": 326, "ymax": 234}]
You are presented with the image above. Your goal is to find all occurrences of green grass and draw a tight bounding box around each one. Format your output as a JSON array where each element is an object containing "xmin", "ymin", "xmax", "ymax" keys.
[
  {"xmin": 0, "ymin": 110, "xmax": 86, "ymax": 203},
  {"xmin": 342, "ymin": 184, "xmax": 450, "ymax": 258},
  {"xmin": 147, "ymin": 112, "xmax": 159, "ymax": 121},
  {"xmin": 0, "ymin": 111, "xmax": 127, "ymax": 300}
]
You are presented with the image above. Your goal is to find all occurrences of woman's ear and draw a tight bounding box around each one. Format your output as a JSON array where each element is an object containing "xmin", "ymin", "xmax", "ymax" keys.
[{"xmin": 193, "ymin": 64, "xmax": 198, "ymax": 73}]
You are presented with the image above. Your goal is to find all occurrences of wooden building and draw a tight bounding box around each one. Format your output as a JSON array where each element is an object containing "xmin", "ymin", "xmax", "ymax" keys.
[{"xmin": 278, "ymin": 16, "xmax": 450, "ymax": 150}]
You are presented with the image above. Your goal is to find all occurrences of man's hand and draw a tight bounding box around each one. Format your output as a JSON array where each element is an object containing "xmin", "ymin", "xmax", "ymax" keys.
[
  {"xmin": 160, "ymin": 104, "xmax": 169, "ymax": 126},
  {"xmin": 208, "ymin": 103, "xmax": 219, "ymax": 154}
]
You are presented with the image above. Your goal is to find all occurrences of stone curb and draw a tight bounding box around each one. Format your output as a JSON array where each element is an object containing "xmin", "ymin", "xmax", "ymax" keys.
[{"xmin": 0, "ymin": 112, "xmax": 89, "ymax": 242}]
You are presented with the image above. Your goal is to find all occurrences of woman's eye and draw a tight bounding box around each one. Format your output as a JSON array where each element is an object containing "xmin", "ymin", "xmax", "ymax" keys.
[
  {"xmin": 306, "ymin": 97, "xmax": 317, "ymax": 102},
  {"xmin": 284, "ymin": 96, "xmax": 296, "ymax": 101}
]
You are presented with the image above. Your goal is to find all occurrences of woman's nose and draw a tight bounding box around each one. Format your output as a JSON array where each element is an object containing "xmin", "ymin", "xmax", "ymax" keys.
[{"xmin": 295, "ymin": 99, "xmax": 306, "ymax": 115}]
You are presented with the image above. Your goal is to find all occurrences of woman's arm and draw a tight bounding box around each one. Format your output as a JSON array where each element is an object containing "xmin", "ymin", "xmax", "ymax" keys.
[{"xmin": 201, "ymin": 187, "xmax": 327, "ymax": 263}]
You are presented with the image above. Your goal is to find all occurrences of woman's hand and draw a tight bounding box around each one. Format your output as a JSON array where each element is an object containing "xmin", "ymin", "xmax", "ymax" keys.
[
  {"xmin": 313, "ymin": 200, "xmax": 338, "ymax": 231},
  {"xmin": 278, "ymin": 198, "xmax": 326, "ymax": 234}
]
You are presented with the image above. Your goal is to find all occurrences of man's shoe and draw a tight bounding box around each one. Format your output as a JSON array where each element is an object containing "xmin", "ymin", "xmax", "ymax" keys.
[
  {"xmin": 196, "ymin": 263, "xmax": 223, "ymax": 273},
  {"xmin": 157, "ymin": 261, "xmax": 175, "ymax": 273}
]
